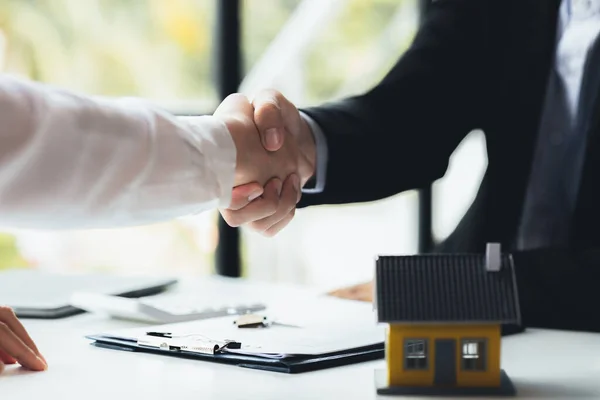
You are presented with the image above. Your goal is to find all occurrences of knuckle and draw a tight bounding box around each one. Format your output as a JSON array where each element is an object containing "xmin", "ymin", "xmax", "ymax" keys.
[
  {"xmin": 227, "ymin": 218, "xmax": 242, "ymax": 228},
  {"xmin": 281, "ymin": 213, "xmax": 293, "ymax": 226},
  {"xmin": 226, "ymin": 196, "xmax": 245, "ymax": 210},
  {"xmin": 255, "ymin": 89, "xmax": 285, "ymax": 109},
  {"xmin": 11, "ymin": 348, "xmax": 27, "ymax": 363},
  {"xmin": 0, "ymin": 306, "xmax": 15, "ymax": 319},
  {"xmin": 221, "ymin": 213, "xmax": 241, "ymax": 228},
  {"xmin": 267, "ymin": 205, "xmax": 279, "ymax": 217},
  {"xmin": 269, "ymin": 89, "xmax": 284, "ymax": 100},
  {"xmin": 286, "ymin": 187, "xmax": 299, "ymax": 205},
  {"xmin": 262, "ymin": 229, "xmax": 277, "ymax": 238},
  {"xmin": 225, "ymin": 93, "xmax": 248, "ymax": 103},
  {"xmin": 249, "ymin": 221, "xmax": 267, "ymax": 234},
  {"xmin": 258, "ymin": 88, "xmax": 281, "ymax": 98},
  {"xmin": 263, "ymin": 199, "xmax": 279, "ymax": 215},
  {"xmin": 283, "ymin": 201, "xmax": 295, "ymax": 215},
  {"xmin": 257, "ymin": 102, "xmax": 281, "ymax": 119}
]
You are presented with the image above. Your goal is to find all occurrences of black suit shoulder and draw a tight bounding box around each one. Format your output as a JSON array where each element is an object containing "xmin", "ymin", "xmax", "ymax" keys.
[{"xmin": 299, "ymin": 0, "xmax": 499, "ymax": 207}]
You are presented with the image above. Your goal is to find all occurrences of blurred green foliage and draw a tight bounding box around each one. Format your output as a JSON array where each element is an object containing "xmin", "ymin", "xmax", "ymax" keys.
[
  {"xmin": 0, "ymin": 0, "xmax": 413, "ymax": 272},
  {"xmin": 0, "ymin": 0, "xmax": 410, "ymax": 104},
  {"xmin": 0, "ymin": 233, "xmax": 30, "ymax": 270}
]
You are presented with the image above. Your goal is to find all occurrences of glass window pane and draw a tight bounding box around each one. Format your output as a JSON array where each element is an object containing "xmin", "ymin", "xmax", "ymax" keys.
[
  {"xmin": 404, "ymin": 339, "xmax": 428, "ymax": 369},
  {"xmin": 0, "ymin": 0, "xmax": 219, "ymax": 275},
  {"xmin": 4, "ymin": 213, "xmax": 219, "ymax": 276},
  {"xmin": 242, "ymin": 0, "xmax": 301, "ymax": 77},
  {"xmin": 302, "ymin": 0, "xmax": 417, "ymax": 104},
  {"xmin": 0, "ymin": 0, "xmax": 421, "ymax": 279},
  {"xmin": 0, "ymin": 0, "xmax": 218, "ymax": 112},
  {"xmin": 461, "ymin": 339, "xmax": 486, "ymax": 371},
  {"xmin": 241, "ymin": 0, "xmax": 418, "ymax": 107},
  {"xmin": 240, "ymin": 0, "xmax": 420, "ymax": 291},
  {"xmin": 407, "ymin": 340, "xmax": 426, "ymax": 358}
]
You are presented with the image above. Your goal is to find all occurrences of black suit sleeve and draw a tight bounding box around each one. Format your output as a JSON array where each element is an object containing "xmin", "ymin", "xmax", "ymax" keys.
[
  {"xmin": 513, "ymin": 247, "xmax": 600, "ymax": 332},
  {"xmin": 299, "ymin": 0, "xmax": 492, "ymax": 207}
]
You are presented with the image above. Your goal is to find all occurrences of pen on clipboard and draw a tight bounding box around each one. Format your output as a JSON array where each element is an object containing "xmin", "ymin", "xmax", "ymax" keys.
[
  {"xmin": 233, "ymin": 314, "xmax": 302, "ymax": 328},
  {"xmin": 140, "ymin": 332, "xmax": 242, "ymax": 354}
]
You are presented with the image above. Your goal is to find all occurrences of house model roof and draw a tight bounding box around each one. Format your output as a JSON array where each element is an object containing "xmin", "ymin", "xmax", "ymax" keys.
[{"xmin": 375, "ymin": 250, "xmax": 521, "ymax": 325}]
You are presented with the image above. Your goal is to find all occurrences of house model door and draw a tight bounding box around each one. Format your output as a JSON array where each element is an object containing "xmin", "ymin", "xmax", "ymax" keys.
[{"xmin": 434, "ymin": 339, "xmax": 457, "ymax": 386}]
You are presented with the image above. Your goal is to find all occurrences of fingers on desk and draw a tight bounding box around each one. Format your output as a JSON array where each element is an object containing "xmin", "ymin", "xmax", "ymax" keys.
[
  {"xmin": 0, "ymin": 348, "xmax": 17, "ymax": 364},
  {"xmin": 0, "ymin": 307, "xmax": 47, "ymax": 371},
  {"xmin": 328, "ymin": 282, "xmax": 374, "ymax": 302}
]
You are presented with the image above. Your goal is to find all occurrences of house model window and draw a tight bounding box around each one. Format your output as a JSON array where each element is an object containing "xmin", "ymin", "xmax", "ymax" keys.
[
  {"xmin": 404, "ymin": 339, "xmax": 428, "ymax": 370},
  {"xmin": 461, "ymin": 339, "xmax": 486, "ymax": 371}
]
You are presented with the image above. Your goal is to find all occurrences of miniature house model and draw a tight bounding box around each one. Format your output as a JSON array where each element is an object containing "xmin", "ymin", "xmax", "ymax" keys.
[{"xmin": 374, "ymin": 243, "xmax": 520, "ymax": 396}]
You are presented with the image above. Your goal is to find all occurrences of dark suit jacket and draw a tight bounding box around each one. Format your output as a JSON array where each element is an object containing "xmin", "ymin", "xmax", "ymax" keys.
[{"xmin": 299, "ymin": 0, "xmax": 600, "ymax": 332}]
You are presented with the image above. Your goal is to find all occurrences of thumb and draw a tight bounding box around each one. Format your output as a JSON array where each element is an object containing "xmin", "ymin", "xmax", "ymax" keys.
[{"xmin": 252, "ymin": 90, "xmax": 286, "ymax": 152}]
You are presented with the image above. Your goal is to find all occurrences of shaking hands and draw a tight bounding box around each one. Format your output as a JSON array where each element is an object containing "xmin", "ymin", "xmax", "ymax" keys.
[{"xmin": 215, "ymin": 90, "xmax": 316, "ymax": 237}]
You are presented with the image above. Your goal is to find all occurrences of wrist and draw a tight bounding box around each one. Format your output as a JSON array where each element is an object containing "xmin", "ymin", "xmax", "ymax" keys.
[{"xmin": 219, "ymin": 115, "xmax": 267, "ymax": 187}]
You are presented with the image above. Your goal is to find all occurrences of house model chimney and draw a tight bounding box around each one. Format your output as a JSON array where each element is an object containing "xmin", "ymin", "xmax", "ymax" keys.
[{"xmin": 485, "ymin": 242, "xmax": 501, "ymax": 272}]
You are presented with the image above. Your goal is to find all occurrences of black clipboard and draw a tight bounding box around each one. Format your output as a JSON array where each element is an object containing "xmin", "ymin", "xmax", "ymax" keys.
[
  {"xmin": 86, "ymin": 333, "xmax": 384, "ymax": 373},
  {"xmin": 86, "ymin": 323, "xmax": 523, "ymax": 373}
]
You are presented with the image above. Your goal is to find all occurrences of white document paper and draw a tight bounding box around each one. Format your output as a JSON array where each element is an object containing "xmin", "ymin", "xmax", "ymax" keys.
[{"xmin": 97, "ymin": 295, "xmax": 385, "ymax": 358}]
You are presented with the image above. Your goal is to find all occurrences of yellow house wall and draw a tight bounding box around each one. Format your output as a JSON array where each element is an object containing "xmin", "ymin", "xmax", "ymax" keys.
[{"xmin": 387, "ymin": 324, "xmax": 501, "ymax": 388}]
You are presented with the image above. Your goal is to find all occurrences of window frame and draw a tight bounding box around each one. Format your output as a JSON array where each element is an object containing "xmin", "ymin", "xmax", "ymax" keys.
[
  {"xmin": 403, "ymin": 338, "xmax": 429, "ymax": 370},
  {"xmin": 460, "ymin": 338, "xmax": 487, "ymax": 372}
]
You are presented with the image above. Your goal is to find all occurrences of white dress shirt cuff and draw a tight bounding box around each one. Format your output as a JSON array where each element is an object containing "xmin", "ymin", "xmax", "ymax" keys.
[
  {"xmin": 299, "ymin": 111, "xmax": 328, "ymax": 194},
  {"xmin": 180, "ymin": 116, "xmax": 237, "ymax": 209}
]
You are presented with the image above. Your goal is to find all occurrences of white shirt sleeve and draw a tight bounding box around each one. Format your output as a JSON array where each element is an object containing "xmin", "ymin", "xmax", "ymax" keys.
[
  {"xmin": 299, "ymin": 111, "xmax": 327, "ymax": 193},
  {"xmin": 0, "ymin": 75, "xmax": 236, "ymax": 229}
]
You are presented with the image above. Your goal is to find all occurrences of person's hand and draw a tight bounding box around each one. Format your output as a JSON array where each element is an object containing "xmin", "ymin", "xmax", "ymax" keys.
[
  {"xmin": 214, "ymin": 93, "xmax": 309, "ymax": 236},
  {"xmin": 328, "ymin": 281, "xmax": 374, "ymax": 302},
  {"xmin": 0, "ymin": 306, "xmax": 47, "ymax": 373},
  {"xmin": 214, "ymin": 93, "xmax": 298, "ymax": 188},
  {"xmin": 221, "ymin": 89, "xmax": 317, "ymax": 236}
]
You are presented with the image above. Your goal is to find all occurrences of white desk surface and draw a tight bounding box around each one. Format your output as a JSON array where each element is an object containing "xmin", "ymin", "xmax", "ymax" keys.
[{"xmin": 2, "ymin": 276, "xmax": 600, "ymax": 400}]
